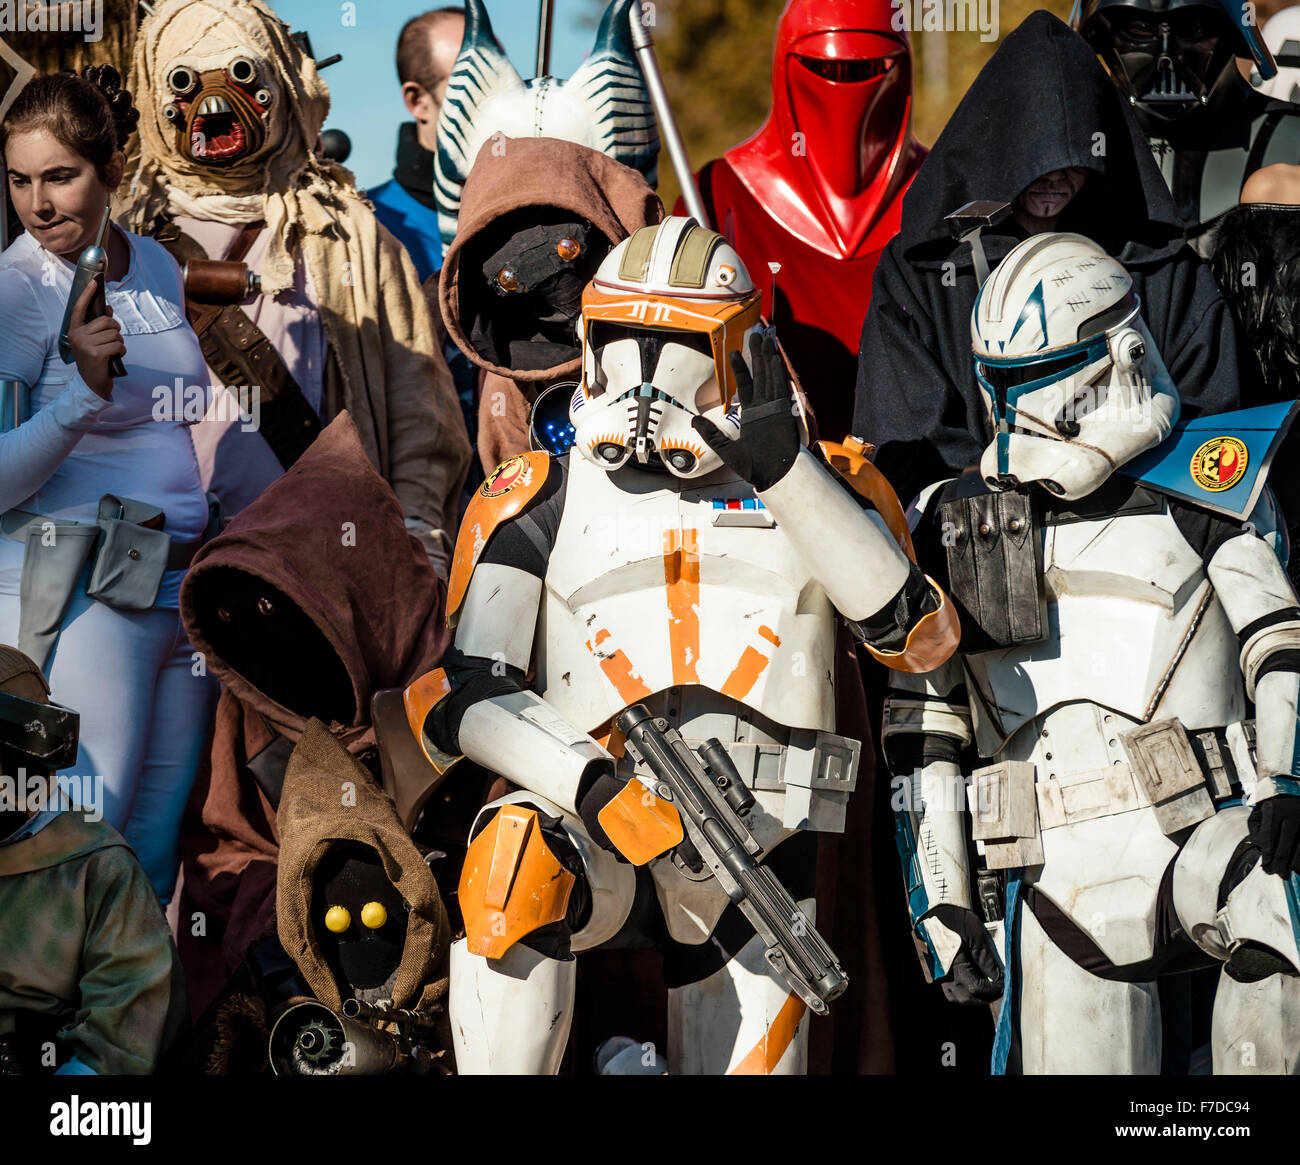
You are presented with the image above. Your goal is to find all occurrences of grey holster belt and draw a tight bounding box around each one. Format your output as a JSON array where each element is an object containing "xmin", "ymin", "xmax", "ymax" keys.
[{"xmin": 1, "ymin": 497, "xmax": 202, "ymax": 673}]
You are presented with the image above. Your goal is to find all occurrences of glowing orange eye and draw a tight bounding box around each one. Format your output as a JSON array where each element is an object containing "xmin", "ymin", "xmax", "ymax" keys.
[
  {"xmin": 496, "ymin": 267, "xmax": 519, "ymax": 292},
  {"xmin": 557, "ymin": 237, "xmax": 581, "ymax": 261}
]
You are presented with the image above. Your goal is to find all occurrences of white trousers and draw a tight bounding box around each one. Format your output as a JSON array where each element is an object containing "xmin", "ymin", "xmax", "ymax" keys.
[{"xmin": 0, "ymin": 587, "xmax": 217, "ymax": 901}]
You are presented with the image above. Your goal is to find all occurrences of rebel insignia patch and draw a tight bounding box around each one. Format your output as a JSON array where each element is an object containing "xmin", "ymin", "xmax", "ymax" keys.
[
  {"xmin": 480, "ymin": 455, "xmax": 534, "ymax": 498},
  {"xmin": 1189, "ymin": 437, "xmax": 1248, "ymax": 493}
]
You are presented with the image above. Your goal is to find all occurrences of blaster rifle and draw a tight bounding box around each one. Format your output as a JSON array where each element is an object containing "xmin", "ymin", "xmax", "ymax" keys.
[{"xmin": 615, "ymin": 703, "xmax": 847, "ymax": 1015}]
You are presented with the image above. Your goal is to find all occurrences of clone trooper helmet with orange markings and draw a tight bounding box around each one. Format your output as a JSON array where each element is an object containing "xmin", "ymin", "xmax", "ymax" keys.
[{"xmin": 570, "ymin": 216, "xmax": 763, "ymax": 479}]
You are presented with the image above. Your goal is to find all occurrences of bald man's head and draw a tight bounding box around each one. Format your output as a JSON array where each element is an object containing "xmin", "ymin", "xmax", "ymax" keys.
[{"xmin": 398, "ymin": 7, "xmax": 466, "ymax": 151}]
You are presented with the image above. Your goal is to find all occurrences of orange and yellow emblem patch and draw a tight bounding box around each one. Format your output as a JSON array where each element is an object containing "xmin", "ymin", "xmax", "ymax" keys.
[
  {"xmin": 1189, "ymin": 436, "xmax": 1248, "ymax": 493},
  {"xmin": 480, "ymin": 454, "xmax": 534, "ymax": 498}
]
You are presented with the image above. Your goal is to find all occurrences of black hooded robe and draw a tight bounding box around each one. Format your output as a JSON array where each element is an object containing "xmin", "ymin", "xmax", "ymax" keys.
[{"xmin": 852, "ymin": 10, "xmax": 1242, "ymax": 507}]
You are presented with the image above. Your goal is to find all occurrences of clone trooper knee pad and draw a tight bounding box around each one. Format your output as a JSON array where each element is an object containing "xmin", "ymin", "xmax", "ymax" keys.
[
  {"xmin": 459, "ymin": 791, "xmax": 636, "ymax": 960},
  {"xmin": 1174, "ymin": 807, "xmax": 1300, "ymax": 981}
]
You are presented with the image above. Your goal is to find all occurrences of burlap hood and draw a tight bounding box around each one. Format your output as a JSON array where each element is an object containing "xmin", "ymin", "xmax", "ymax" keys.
[
  {"xmin": 275, "ymin": 719, "xmax": 449, "ymax": 1012},
  {"xmin": 125, "ymin": 0, "xmax": 340, "ymax": 294},
  {"xmin": 180, "ymin": 413, "xmax": 451, "ymax": 754},
  {"xmin": 439, "ymin": 136, "xmax": 663, "ymax": 382},
  {"xmin": 125, "ymin": 0, "xmax": 472, "ymax": 567}
]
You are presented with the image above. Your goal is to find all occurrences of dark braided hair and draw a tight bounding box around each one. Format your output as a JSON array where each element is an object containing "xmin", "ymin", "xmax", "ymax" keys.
[
  {"xmin": 0, "ymin": 65, "xmax": 139, "ymax": 185},
  {"xmin": 1209, "ymin": 203, "xmax": 1300, "ymax": 405}
]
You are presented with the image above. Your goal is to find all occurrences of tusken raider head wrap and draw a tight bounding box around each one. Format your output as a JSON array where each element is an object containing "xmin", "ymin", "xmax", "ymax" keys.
[
  {"xmin": 125, "ymin": 0, "xmax": 338, "ymax": 295},
  {"xmin": 123, "ymin": 0, "xmax": 472, "ymax": 569}
]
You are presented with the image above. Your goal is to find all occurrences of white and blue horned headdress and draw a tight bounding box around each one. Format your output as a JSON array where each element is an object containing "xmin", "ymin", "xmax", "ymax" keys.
[{"xmin": 434, "ymin": 0, "xmax": 660, "ymax": 245}]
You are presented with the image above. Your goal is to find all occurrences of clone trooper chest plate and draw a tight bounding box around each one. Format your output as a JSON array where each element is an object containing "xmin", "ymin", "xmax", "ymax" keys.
[
  {"xmin": 539, "ymin": 457, "xmax": 838, "ymax": 734},
  {"xmin": 964, "ymin": 506, "xmax": 1244, "ymax": 758}
]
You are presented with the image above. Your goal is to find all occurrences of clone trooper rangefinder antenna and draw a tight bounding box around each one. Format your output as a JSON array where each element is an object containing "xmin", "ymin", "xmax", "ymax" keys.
[{"xmin": 945, "ymin": 200, "xmax": 1013, "ymax": 286}]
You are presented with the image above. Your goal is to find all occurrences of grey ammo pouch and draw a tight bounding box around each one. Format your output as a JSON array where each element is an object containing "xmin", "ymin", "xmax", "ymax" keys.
[
  {"xmin": 12, "ymin": 518, "xmax": 100, "ymax": 672},
  {"xmin": 968, "ymin": 760, "xmax": 1044, "ymax": 869},
  {"xmin": 84, "ymin": 494, "xmax": 171, "ymax": 612},
  {"xmin": 3, "ymin": 493, "xmax": 176, "ymax": 673}
]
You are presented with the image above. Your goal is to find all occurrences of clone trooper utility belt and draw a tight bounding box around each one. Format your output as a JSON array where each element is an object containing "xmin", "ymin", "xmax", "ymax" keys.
[
  {"xmin": 618, "ymin": 720, "xmax": 861, "ymax": 835},
  {"xmin": 972, "ymin": 715, "xmax": 1258, "ymax": 870}
]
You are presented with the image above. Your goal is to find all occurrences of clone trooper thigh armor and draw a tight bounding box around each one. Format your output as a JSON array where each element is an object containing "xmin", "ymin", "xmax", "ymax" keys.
[
  {"xmin": 890, "ymin": 232, "xmax": 1300, "ymax": 1074},
  {"xmin": 415, "ymin": 219, "xmax": 959, "ymax": 1074}
]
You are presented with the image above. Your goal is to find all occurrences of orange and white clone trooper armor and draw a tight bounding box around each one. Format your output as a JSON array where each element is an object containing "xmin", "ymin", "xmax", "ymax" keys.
[{"xmin": 412, "ymin": 218, "xmax": 960, "ymax": 1074}]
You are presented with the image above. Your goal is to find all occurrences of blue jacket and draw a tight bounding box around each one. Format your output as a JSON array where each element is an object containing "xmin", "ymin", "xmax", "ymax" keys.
[{"xmin": 369, "ymin": 178, "xmax": 443, "ymax": 283}]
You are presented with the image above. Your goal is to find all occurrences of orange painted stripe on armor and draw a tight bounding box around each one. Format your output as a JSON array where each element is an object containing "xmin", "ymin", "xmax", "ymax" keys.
[
  {"xmin": 484, "ymin": 808, "xmax": 533, "ymax": 910},
  {"xmin": 586, "ymin": 632, "xmax": 653, "ymax": 704},
  {"xmin": 663, "ymin": 528, "xmax": 701, "ymax": 685},
  {"xmin": 720, "ymin": 625, "xmax": 780, "ymax": 701},
  {"xmin": 721, "ymin": 647, "xmax": 768, "ymax": 701},
  {"xmin": 729, "ymin": 994, "xmax": 807, "ymax": 1075}
]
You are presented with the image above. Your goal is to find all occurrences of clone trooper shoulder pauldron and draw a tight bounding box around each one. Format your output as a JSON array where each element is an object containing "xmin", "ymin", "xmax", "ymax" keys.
[{"xmin": 448, "ymin": 451, "xmax": 567, "ymax": 624}]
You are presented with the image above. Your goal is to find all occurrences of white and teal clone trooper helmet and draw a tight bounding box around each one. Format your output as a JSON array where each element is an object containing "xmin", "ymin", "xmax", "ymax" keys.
[{"xmin": 971, "ymin": 232, "xmax": 1180, "ymax": 500}]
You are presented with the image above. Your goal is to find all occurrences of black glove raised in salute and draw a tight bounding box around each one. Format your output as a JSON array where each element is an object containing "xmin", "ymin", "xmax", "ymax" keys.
[{"xmin": 693, "ymin": 328, "xmax": 802, "ymax": 492}]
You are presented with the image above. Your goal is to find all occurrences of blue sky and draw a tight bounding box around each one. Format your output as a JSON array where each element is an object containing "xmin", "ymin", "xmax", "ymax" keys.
[{"xmin": 267, "ymin": 0, "xmax": 601, "ymax": 191}]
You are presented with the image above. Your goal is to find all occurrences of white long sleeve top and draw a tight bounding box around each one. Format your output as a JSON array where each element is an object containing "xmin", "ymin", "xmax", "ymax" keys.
[{"xmin": 0, "ymin": 226, "xmax": 209, "ymax": 606}]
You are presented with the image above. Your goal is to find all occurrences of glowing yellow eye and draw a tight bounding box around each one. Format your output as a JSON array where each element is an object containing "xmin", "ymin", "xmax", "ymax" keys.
[
  {"xmin": 496, "ymin": 267, "xmax": 519, "ymax": 292},
  {"xmin": 360, "ymin": 901, "xmax": 388, "ymax": 929},
  {"xmin": 325, "ymin": 906, "xmax": 351, "ymax": 933},
  {"xmin": 557, "ymin": 237, "xmax": 581, "ymax": 261}
]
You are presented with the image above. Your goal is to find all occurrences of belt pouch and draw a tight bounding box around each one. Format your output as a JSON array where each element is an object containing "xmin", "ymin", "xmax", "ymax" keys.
[
  {"xmin": 969, "ymin": 760, "xmax": 1044, "ymax": 868},
  {"xmin": 1119, "ymin": 718, "xmax": 1216, "ymax": 834},
  {"xmin": 85, "ymin": 494, "xmax": 171, "ymax": 611},
  {"xmin": 17, "ymin": 521, "xmax": 100, "ymax": 672}
]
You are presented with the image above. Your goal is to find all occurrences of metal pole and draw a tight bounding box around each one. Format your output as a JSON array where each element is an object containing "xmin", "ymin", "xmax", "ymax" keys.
[
  {"xmin": 628, "ymin": 0, "xmax": 710, "ymax": 229},
  {"xmin": 536, "ymin": 0, "xmax": 554, "ymax": 78}
]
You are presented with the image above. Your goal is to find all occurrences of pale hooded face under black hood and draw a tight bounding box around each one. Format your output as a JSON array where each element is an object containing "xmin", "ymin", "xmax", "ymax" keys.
[{"xmin": 898, "ymin": 9, "xmax": 1187, "ymax": 266}]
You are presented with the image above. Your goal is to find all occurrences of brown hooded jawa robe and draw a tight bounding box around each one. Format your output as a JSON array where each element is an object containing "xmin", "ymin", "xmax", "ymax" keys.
[
  {"xmin": 439, "ymin": 136, "xmax": 663, "ymax": 474},
  {"xmin": 175, "ymin": 414, "xmax": 452, "ymax": 1020},
  {"xmin": 276, "ymin": 719, "xmax": 450, "ymax": 1015}
]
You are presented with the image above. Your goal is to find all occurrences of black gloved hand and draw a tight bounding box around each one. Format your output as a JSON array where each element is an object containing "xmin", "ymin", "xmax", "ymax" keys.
[
  {"xmin": 576, "ymin": 762, "xmax": 629, "ymax": 861},
  {"xmin": 692, "ymin": 328, "xmax": 801, "ymax": 492},
  {"xmin": 926, "ymin": 905, "xmax": 1004, "ymax": 1005},
  {"xmin": 1249, "ymin": 794, "xmax": 1300, "ymax": 877}
]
